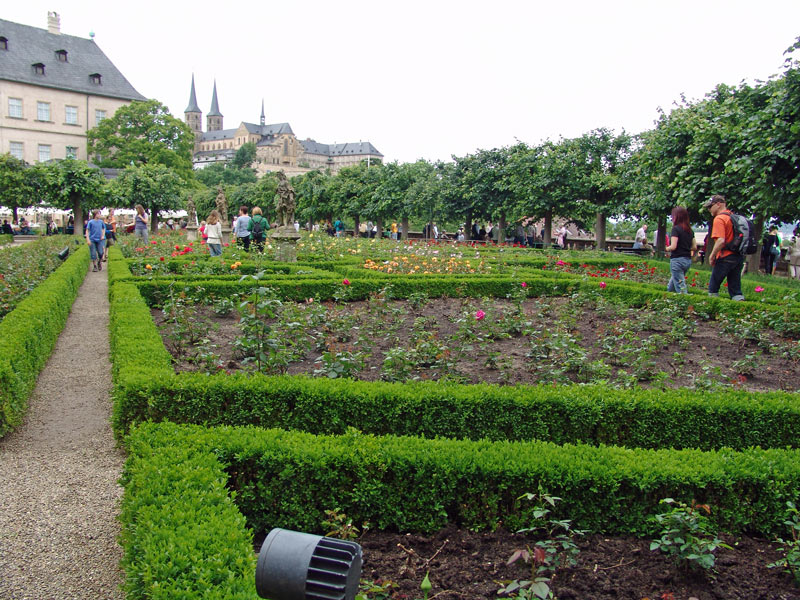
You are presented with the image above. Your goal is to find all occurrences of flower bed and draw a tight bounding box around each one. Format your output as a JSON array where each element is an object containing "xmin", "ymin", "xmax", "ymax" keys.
[{"xmin": 0, "ymin": 243, "xmax": 88, "ymax": 437}]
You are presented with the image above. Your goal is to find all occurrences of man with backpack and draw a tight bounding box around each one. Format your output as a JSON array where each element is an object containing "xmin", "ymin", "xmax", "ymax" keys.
[
  {"xmin": 247, "ymin": 207, "xmax": 269, "ymax": 252},
  {"xmin": 704, "ymin": 194, "xmax": 745, "ymax": 301}
]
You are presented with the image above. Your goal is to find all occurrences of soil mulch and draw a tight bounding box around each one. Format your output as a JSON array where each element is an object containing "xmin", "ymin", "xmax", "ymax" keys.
[
  {"xmin": 154, "ymin": 296, "xmax": 800, "ymax": 392},
  {"xmin": 349, "ymin": 526, "xmax": 798, "ymax": 600}
]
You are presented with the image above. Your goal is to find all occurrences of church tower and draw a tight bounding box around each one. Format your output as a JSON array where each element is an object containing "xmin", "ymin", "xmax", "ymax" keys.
[
  {"xmin": 260, "ymin": 99, "xmax": 265, "ymax": 126},
  {"xmin": 207, "ymin": 80, "xmax": 223, "ymax": 132},
  {"xmin": 184, "ymin": 74, "xmax": 202, "ymax": 135}
]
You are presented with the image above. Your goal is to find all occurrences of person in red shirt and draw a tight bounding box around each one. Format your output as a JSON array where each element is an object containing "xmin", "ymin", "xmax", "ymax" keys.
[{"xmin": 705, "ymin": 194, "xmax": 744, "ymax": 301}]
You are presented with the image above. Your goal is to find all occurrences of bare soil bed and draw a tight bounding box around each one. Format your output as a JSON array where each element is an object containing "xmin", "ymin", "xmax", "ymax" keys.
[
  {"xmin": 154, "ymin": 296, "xmax": 800, "ymax": 392},
  {"xmin": 251, "ymin": 525, "xmax": 799, "ymax": 600}
]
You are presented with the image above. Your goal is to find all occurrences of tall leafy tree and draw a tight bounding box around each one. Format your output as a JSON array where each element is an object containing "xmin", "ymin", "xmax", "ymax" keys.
[
  {"xmin": 110, "ymin": 164, "xmax": 184, "ymax": 231},
  {"xmin": 0, "ymin": 154, "xmax": 41, "ymax": 224},
  {"xmin": 87, "ymin": 99, "xmax": 195, "ymax": 180},
  {"xmin": 39, "ymin": 159, "xmax": 106, "ymax": 230}
]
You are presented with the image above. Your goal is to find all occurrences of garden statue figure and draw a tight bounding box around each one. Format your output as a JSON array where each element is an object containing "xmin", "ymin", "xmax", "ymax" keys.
[
  {"xmin": 274, "ymin": 171, "xmax": 296, "ymax": 228},
  {"xmin": 215, "ymin": 186, "xmax": 229, "ymax": 226},
  {"xmin": 187, "ymin": 196, "xmax": 197, "ymax": 228}
]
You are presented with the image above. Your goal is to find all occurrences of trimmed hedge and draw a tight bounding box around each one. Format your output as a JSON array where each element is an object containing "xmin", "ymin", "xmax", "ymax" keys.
[
  {"xmin": 128, "ymin": 421, "xmax": 800, "ymax": 538},
  {"xmin": 121, "ymin": 422, "xmax": 255, "ymax": 599},
  {"xmin": 0, "ymin": 233, "xmax": 12, "ymax": 246},
  {"xmin": 113, "ymin": 372, "xmax": 800, "ymax": 452},
  {"xmin": 0, "ymin": 245, "xmax": 89, "ymax": 437}
]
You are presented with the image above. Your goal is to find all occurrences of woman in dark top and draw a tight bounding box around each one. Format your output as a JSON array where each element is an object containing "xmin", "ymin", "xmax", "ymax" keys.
[
  {"xmin": 665, "ymin": 206, "xmax": 696, "ymax": 294},
  {"xmin": 763, "ymin": 226, "xmax": 780, "ymax": 275}
]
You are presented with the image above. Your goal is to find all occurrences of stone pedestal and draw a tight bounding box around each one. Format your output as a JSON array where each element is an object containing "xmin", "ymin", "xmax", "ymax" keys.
[
  {"xmin": 221, "ymin": 225, "xmax": 232, "ymax": 246},
  {"xmin": 186, "ymin": 225, "xmax": 198, "ymax": 242},
  {"xmin": 270, "ymin": 225, "xmax": 301, "ymax": 262}
]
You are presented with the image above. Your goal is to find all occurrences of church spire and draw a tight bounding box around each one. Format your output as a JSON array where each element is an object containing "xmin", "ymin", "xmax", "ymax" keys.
[
  {"xmin": 207, "ymin": 79, "xmax": 223, "ymax": 131},
  {"xmin": 184, "ymin": 74, "xmax": 202, "ymax": 136},
  {"xmin": 260, "ymin": 99, "xmax": 265, "ymax": 126},
  {"xmin": 185, "ymin": 74, "xmax": 201, "ymax": 113}
]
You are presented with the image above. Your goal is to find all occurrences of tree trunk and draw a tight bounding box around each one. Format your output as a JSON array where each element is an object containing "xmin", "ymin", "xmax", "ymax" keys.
[
  {"xmin": 465, "ymin": 211, "xmax": 473, "ymax": 241},
  {"xmin": 353, "ymin": 216, "xmax": 360, "ymax": 238},
  {"xmin": 12, "ymin": 207, "xmax": 19, "ymax": 225},
  {"xmin": 543, "ymin": 208, "xmax": 553, "ymax": 247},
  {"xmin": 151, "ymin": 210, "xmax": 159, "ymax": 233},
  {"xmin": 376, "ymin": 217, "xmax": 383, "ymax": 240},
  {"xmin": 595, "ymin": 211, "xmax": 607, "ymax": 251},
  {"xmin": 401, "ymin": 216, "xmax": 409, "ymax": 241},
  {"xmin": 656, "ymin": 215, "xmax": 667, "ymax": 257},
  {"xmin": 748, "ymin": 213, "xmax": 767, "ymax": 273},
  {"xmin": 71, "ymin": 195, "xmax": 83, "ymax": 236},
  {"xmin": 498, "ymin": 215, "xmax": 506, "ymax": 244}
]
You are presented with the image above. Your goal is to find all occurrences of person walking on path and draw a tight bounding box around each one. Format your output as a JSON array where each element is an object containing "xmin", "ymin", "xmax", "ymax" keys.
[
  {"xmin": 665, "ymin": 206, "xmax": 696, "ymax": 293},
  {"xmin": 705, "ymin": 194, "xmax": 745, "ymax": 301},
  {"xmin": 788, "ymin": 227, "xmax": 800, "ymax": 280},
  {"xmin": 763, "ymin": 225, "xmax": 781, "ymax": 275},
  {"xmin": 86, "ymin": 209, "xmax": 106, "ymax": 272},
  {"xmin": 133, "ymin": 204, "xmax": 149, "ymax": 245},
  {"xmin": 205, "ymin": 210, "xmax": 223, "ymax": 256},
  {"xmin": 0, "ymin": 262, "xmax": 124, "ymax": 599},
  {"xmin": 248, "ymin": 207, "xmax": 269, "ymax": 252},
  {"xmin": 234, "ymin": 206, "xmax": 251, "ymax": 251}
]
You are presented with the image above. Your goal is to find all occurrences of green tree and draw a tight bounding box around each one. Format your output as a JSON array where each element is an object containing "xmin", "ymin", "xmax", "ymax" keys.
[
  {"xmin": 87, "ymin": 99, "xmax": 195, "ymax": 180},
  {"xmin": 230, "ymin": 142, "xmax": 257, "ymax": 170},
  {"xmin": 110, "ymin": 164, "xmax": 184, "ymax": 231},
  {"xmin": 195, "ymin": 162, "xmax": 258, "ymax": 187},
  {"xmin": 294, "ymin": 169, "xmax": 333, "ymax": 228},
  {"xmin": 0, "ymin": 154, "xmax": 41, "ymax": 224},
  {"xmin": 39, "ymin": 158, "xmax": 106, "ymax": 230},
  {"xmin": 572, "ymin": 129, "xmax": 632, "ymax": 249}
]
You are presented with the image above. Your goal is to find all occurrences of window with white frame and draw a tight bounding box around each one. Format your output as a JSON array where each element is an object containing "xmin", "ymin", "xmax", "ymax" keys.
[
  {"xmin": 66, "ymin": 146, "xmax": 78, "ymax": 159},
  {"xmin": 65, "ymin": 105, "xmax": 78, "ymax": 125},
  {"xmin": 95, "ymin": 109, "xmax": 107, "ymax": 125},
  {"xmin": 37, "ymin": 102, "xmax": 51, "ymax": 122},
  {"xmin": 9, "ymin": 142, "xmax": 24, "ymax": 160},
  {"xmin": 38, "ymin": 144, "xmax": 51, "ymax": 162},
  {"xmin": 8, "ymin": 98, "xmax": 23, "ymax": 118}
]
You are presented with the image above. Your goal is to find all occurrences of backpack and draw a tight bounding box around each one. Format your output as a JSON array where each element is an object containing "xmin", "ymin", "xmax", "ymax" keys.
[
  {"xmin": 721, "ymin": 211, "xmax": 758, "ymax": 255},
  {"xmin": 251, "ymin": 218, "xmax": 264, "ymax": 239}
]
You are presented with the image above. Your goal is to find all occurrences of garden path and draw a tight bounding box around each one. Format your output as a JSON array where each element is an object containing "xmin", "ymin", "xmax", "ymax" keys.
[{"xmin": 0, "ymin": 266, "xmax": 124, "ymax": 599}]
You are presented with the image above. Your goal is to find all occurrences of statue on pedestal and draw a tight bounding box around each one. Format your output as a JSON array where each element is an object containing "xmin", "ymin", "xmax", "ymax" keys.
[
  {"xmin": 274, "ymin": 171, "xmax": 296, "ymax": 229},
  {"xmin": 186, "ymin": 196, "xmax": 197, "ymax": 228},
  {"xmin": 215, "ymin": 186, "xmax": 229, "ymax": 226}
]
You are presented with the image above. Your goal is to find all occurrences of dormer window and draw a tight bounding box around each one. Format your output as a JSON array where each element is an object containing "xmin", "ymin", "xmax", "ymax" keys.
[
  {"xmin": 32, "ymin": 63, "xmax": 45, "ymax": 75},
  {"xmin": 55, "ymin": 49, "xmax": 68, "ymax": 62},
  {"xmin": 90, "ymin": 73, "xmax": 102, "ymax": 85},
  {"xmin": 0, "ymin": 37, "xmax": 8, "ymax": 50}
]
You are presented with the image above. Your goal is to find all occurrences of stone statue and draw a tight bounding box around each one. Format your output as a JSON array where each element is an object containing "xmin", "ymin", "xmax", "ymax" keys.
[
  {"xmin": 215, "ymin": 186, "xmax": 229, "ymax": 225},
  {"xmin": 186, "ymin": 196, "xmax": 197, "ymax": 227},
  {"xmin": 274, "ymin": 171, "xmax": 296, "ymax": 228}
]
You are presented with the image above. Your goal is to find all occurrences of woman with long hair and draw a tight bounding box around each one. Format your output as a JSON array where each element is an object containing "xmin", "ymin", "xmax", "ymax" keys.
[
  {"xmin": 665, "ymin": 206, "xmax": 696, "ymax": 293},
  {"xmin": 205, "ymin": 210, "xmax": 223, "ymax": 256},
  {"xmin": 134, "ymin": 204, "xmax": 149, "ymax": 245}
]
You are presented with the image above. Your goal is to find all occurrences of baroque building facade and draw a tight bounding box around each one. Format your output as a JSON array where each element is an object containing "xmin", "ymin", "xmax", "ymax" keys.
[
  {"xmin": 0, "ymin": 13, "xmax": 145, "ymax": 164},
  {"xmin": 185, "ymin": 77, "xmax": 383, "ymax": 175}
]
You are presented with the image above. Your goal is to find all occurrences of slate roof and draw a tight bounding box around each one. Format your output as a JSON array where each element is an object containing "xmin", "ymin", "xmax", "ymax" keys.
[
  {"xmin": 199, "ymin": 128, "xmax": 237, "ymax": 142},
  {"xmin": 301, "ymin": 139, "xmax": 383, "ymax": 158},
  {"xmin": 0, "ymin": 18, "xmax": 146, "ymax": 101},
  {"xmin": 242, "ymin": 122, "xmax": 294, "ymax": 136}
]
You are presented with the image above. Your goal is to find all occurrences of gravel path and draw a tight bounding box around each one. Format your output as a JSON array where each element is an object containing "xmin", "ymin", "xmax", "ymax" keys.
[{"xmin": 0, "ymin": 266, "xmax": 125, "ymax": 599}]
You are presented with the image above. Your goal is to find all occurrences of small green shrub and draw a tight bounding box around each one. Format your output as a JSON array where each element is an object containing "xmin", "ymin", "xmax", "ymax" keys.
[{"xmin": 650, "ymin": 498, "xmax": 730, "ymax": 570}]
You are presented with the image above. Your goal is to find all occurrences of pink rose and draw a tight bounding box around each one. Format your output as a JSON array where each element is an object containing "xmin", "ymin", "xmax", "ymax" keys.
[
  {"xmin": 755, "ymin": 286, "xmax": 764, "ymax": 293},
  {"xmin": 521, "ymin": 282, "xmax": 527, "ymax": 288},
  {"xmin": 599, "ymin": 281, "xmax": 607, "ymax": 289},
  {"xmin": 343, "ymin": 279, "xmax": 351, "ymax": 286},
  {"xmin": 475, "ymin": 310, "xmax": 486, "ymax": 321}
]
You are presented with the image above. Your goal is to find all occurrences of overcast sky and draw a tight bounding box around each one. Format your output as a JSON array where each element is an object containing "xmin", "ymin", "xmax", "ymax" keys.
[{"xmin": 6, "ymin": 1, "xmax": 800, "ymax": 164}]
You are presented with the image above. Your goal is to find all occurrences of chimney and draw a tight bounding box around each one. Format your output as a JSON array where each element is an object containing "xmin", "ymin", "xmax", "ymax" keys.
[{"xmin": 47, "ymin": 12, "xmax": 61, "ymax": 35}]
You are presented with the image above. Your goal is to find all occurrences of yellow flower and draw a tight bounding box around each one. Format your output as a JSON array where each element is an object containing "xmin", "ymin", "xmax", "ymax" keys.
[{"xmin": 145, "ymin": 264, "xmax": 152, "ymax": 270}]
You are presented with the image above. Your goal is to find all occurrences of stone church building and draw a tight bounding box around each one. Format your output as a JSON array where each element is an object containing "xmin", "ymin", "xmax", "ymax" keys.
[{"xmin": 185, "ymin": 76, "xmax": 382, "ymax": 176}]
